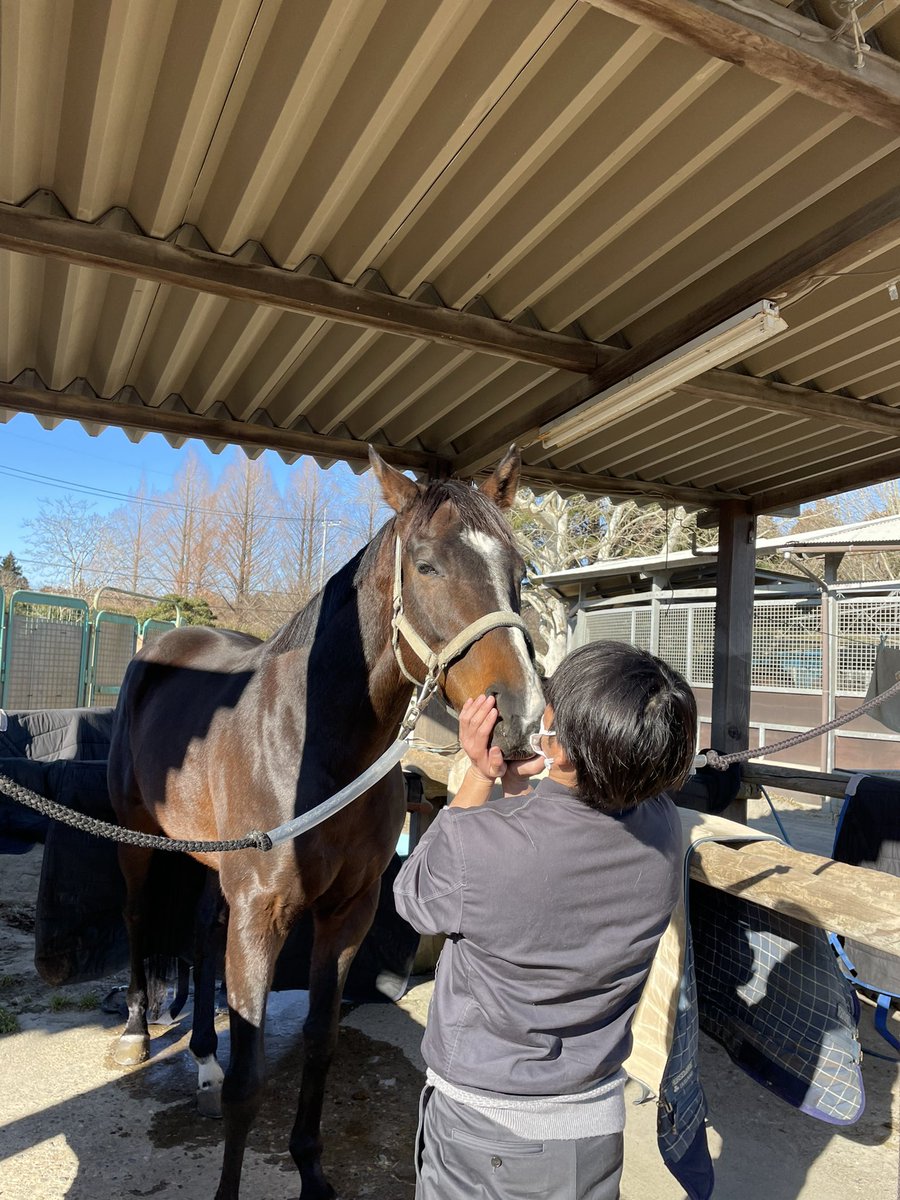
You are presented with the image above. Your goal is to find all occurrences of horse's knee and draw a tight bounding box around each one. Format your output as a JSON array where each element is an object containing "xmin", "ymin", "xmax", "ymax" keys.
[{"xmin": 221, "ymin": 1061, "xmax": 265, "ymax": 1109}]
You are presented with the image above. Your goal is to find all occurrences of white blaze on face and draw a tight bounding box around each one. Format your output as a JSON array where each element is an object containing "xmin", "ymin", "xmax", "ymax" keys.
[{"xmin": 462, "ymin": 530, "xmax": 545, "ymax": 724}]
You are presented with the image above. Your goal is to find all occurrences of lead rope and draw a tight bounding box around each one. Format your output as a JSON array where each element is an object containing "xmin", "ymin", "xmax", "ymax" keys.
[
  {"xmin": 0, "ymin": 673, "xmax": 439, "ymax": 855},
  {"xmin": 703, "ymin": 673, "xmax": 900, "ymax": 771}
]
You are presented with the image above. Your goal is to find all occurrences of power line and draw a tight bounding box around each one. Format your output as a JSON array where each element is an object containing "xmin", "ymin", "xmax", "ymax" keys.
[{"xmin": 0, "ymin": 460, "xmax": 360, "ymax": 525}]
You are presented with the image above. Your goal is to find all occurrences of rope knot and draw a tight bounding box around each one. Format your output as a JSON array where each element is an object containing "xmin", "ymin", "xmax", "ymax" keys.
[{"xmin": 704, "ymin": 749, "xmax": 727, "ymax": 772}]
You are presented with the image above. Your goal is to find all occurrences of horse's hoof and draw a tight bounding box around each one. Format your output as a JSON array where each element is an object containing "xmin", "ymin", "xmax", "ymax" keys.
[
  {"xmin": 193, "ymin": 1053, "xmax": 224, "ymax": 1117},
  {"xmin": 197, "ymin": 1083, "xmax": 223, "ymax": 1119},
  {"xmin": 298, "ymin": 1164, "xmax": 336, "ymax": 1200},
  {"xmin": 113, "ymin": 1033, "xmax": 150, "ymax": 1067}
]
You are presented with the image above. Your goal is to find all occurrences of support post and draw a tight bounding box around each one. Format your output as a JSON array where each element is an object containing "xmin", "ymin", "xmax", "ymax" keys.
[
  {"xmin": 649, "ymin": 574, "xmax": 664, "ymax": 657},
  {"xmin": 711, "ymin": 501, "xmax": 756, "ymax": 823},
  {"xmin": 822, "ymin": 554, "xmax": 844, "ymax": 785}
]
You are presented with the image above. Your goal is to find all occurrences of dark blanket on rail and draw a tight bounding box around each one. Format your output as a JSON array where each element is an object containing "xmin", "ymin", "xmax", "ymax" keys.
[
  {"xmin": 833, "ymin": 774, "xmax": 900, "ymax": 996},
  {"xmin": 0, "ymin": 707, "xmax": 420, "ymax": 1001}
]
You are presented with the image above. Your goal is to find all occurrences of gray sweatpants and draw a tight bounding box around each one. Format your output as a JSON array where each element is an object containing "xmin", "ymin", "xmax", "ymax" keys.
[{"xmin": 415, "ymin": 1087, "xmax": 624, "ymax": 1200}]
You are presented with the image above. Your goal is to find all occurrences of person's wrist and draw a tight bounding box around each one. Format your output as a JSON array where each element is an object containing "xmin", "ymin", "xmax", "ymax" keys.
[{"xmin": 466, "ymin": 764, "xmax": 498, "ymax": 786}]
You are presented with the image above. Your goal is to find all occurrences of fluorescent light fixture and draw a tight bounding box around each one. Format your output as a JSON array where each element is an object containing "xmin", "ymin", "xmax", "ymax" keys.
[{"xmin": 540, "ymin": 300, "xmax": 787, "ymax": 450}]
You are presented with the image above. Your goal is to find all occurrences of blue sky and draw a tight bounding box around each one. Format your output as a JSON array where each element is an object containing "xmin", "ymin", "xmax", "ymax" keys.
[{"xmin": 0, "ymin": 414, "xmax": 361, "ymax": 589}]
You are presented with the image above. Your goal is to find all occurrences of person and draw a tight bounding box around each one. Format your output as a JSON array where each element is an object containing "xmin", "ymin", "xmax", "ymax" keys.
[{"xmin": 393, "ymin": 640, "xmax": 698, "ymax": 1200}]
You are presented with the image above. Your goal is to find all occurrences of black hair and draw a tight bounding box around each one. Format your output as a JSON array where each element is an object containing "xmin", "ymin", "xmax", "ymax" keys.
[{"xmin": 545, "ymin": 641, "xmax": 697, "ymax": 812}]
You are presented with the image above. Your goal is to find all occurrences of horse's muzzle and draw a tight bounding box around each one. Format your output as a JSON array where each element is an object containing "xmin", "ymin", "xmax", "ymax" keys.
[{"xmin": 490, "ymin": 707, "xmax": 542, "ymax": 762}]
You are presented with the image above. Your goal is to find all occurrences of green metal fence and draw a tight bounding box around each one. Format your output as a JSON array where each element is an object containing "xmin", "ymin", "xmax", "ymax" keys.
[{"xmin": 0, "ymin": 591, "xmax": 176, "ymax": 710}]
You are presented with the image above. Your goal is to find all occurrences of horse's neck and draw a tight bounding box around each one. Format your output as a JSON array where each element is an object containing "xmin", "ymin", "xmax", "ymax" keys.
[
  {"xmin": 292, "ymin": 527, "xmax": 409, "ymax": 742},
  {"xmin": 354, "ymin": 532, "xmax": 413, "ymax": 732}
]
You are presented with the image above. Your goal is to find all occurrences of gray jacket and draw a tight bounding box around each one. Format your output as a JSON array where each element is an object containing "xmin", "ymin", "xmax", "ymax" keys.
[{"xmin": 393, "ymin": 778, "xmax": 681, "ymax": 1098}]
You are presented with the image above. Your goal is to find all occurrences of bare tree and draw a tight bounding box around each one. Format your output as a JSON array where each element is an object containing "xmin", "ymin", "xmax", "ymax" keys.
[
  {"xmin": 346, "ymin": 469, "xmax": 390, "ymax": 551},
  {"xmin": 512, "ymin": 490, "xmax": 701, "ymax": 671},
  {"xmin": 212, "ymin": 455, "xmax": 279, "ymax": 627},
  {"xmin": 151, "ymin": 451, "xmax": 217, "ymax": 597},
  {"xmin": 104, "ymin": 475, "xmax": 154, "ymax": 594},
  {"xmin": 275, "ymin": 460, "xmax": 350, "ymax": 611},
  {"xmin": 23, "ymin": 495, "xmax": 110, "ymax": 600}
]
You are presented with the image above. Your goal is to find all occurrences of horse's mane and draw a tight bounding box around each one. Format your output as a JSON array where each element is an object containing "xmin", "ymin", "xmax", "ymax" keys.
[
  {"xmin": 265, "ymin": 479, "xmax": 516, "ymax": 655},
  {"xmin": 406, "ymin": 478, "xmax": 518, "ymax": 550}
]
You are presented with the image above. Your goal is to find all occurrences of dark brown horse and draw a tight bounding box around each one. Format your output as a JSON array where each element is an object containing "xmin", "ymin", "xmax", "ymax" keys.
[{"xmin": 107, "ymin": 447, "xmax": 544, "ymax": 1199}]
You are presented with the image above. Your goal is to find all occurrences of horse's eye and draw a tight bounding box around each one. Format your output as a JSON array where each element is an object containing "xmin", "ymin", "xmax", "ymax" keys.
[{"xmin": 416, "ymin": 561, "xmax": 437, "ymax": 576}]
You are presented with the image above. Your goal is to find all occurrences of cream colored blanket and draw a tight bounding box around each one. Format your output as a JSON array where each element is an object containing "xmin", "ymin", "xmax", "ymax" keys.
[{"xmin": 624, "ymin": 809, "xmax": 778, "ymax": 1097}]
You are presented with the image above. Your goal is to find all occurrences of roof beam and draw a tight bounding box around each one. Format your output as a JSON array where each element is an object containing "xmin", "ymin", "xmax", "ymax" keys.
[
  {"xmin": 0, "ymin": 380, "xmax": 742, "ymax": 508},
  {"xmin": 514, "ymin": 463, "xmax": 743, "ymax": 507},
  {"xmin": 455, "ymin": 181, "xmax": 900, "ymax": 474},
  {"xmin": 752, "ymin": 448, "xmax": 900, "ymax": 511},
  {"xmin": 584, "ymin": 0, "xmax": 900, "ymax": 132},
  {"xmin": 0, "ymin": 381, "xmax": 440, "ymax": 473},
  {"xmin": 678, "ymin": 369, "xmax": 900, "ymax": 435},
  {"xmin": 454, "ymin": 361, "xmax": 900, "ymax": 477},
  {"xmin": 0, "ymin": 204, "xmax": 603, "ymax": 374}
]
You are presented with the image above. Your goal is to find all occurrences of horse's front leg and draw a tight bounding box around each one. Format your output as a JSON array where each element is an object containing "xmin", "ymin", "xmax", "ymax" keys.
[
  {"xmin": 289, "ymin": 879, "xmax": 381, "ymax": 1200},
  {"xmin": 214, "ymin": 894, "xmax": 286, "ymax": 1200}
]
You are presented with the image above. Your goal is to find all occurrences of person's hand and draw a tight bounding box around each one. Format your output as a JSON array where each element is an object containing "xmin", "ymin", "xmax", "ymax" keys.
[{"xmin": 458, "ymin": 694, "xmax": 506, "ymax": 783}]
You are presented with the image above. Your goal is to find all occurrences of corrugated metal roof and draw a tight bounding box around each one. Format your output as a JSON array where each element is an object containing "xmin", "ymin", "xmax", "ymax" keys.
[{"xmin": 3, "ymin": 0, "xmax": 900, "ymax": 507}]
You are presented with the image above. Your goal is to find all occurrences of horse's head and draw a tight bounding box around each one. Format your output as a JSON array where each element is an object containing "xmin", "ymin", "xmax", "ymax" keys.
[{"xmin": 370, "ymin": 446, "xmax": 545, "ymax": 760}]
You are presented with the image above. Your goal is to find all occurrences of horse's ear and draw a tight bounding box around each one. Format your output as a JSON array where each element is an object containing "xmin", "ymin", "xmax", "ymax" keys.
[
  {"xmin": 368, "ymin": 445, "xmax": 422, "ymax": 513},
  {"xmin": 478, "ymin": 445, "xmax": 521, "ymax": 510}
]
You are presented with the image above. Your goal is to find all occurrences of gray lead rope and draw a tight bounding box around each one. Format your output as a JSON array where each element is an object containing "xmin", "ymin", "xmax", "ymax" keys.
[
  {"xmin": 703, "ymin": 673, "xmax": 900, "ymax": 771},
  {"xmin": 0, "ymin": 676, "xmax": 439, "ymax": 856}
]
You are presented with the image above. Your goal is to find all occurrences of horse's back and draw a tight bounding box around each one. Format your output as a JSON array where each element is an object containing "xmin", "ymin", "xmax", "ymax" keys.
[{"xmin": 136, "ymin": 624, "xmax": 263, "ymax": 669}]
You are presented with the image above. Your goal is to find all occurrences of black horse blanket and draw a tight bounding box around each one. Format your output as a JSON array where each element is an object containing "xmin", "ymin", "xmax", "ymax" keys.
[{"xmin": 0, "ymin": 707, "xmax": 419, "ymax": 1000}]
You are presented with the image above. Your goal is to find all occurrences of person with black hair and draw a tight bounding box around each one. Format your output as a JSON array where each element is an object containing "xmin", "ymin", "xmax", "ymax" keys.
[{"xmin": 394, "ymin": 640, "xmax": 698, "ymax": 1200}]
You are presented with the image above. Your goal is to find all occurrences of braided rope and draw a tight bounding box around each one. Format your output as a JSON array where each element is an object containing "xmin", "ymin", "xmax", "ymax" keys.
[
  {"xmin": 0, "ymin": 675, "xmax": 441, "ymax": 854},
  {"xmin": 0, "ymin": 770, "xmax": 273, "ymax": 851},
  {"xmin": 705, "ymin": 674, "xmax": 900, "ymax": 772}
]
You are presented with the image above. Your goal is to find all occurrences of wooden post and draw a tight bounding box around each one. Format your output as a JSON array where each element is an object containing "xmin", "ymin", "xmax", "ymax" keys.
[{"xmin": 711, "ymin": 501, "xmax": 756, "ymax": 823}]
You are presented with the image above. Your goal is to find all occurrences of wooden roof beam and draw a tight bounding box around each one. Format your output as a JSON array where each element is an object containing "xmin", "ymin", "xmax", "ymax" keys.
[
  {"xmin": 514, "ymin": 463, "xmax": 743, "ymax": 507},
  {"xmin": 584, "ymin": 0, "xmax": 900, "ymax": 133},
  {"xmin": 454, "ymin": 362, "xmax": 900, "ymax": 477},
  {"xmin": 0, "ymin": 381, "xmax": 440, "ymax": 473},
  {"xmin": 456, "ymin": 180, "xmax": 900, "ymax": 475},
  {"xmin": 0, "ymin": 203, "xmax": 603, "ymax": 374},
  {"xmin": 678, "ymin": 369, "xmax": 900, "ymax": 435},
  {"xmin": 0, "ymin": 379, "xmax": 741, "ymax": 508}
]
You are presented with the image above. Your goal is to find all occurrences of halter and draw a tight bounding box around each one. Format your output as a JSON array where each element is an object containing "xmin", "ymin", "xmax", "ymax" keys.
[{"xmin": 390, "ymin": 534, "xmax": 533, "ymax": 720}]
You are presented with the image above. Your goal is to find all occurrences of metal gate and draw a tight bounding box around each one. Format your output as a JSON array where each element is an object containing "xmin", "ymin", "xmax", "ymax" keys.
[
  {"xmin": 0, "ymin": 593, "xmax": 178, "ymax": 710},
  {"xmin": 87, "ymin": 611, "xmax": 139, "ymax": 707},
  {"xmin": 1, "ymin": 591, "xmax": 90, "ymax": 709}
]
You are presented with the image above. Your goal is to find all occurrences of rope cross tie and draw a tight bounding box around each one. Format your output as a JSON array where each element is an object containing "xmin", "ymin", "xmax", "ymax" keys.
[{"xmin": 703, "ymin": 671, "xmax": 900, "ymax": 771}]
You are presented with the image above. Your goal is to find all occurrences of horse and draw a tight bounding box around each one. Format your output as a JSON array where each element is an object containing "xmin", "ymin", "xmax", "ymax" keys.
[{"xmin": 107, "ymin": 445, "xmax": 545, "ymax": 1200}]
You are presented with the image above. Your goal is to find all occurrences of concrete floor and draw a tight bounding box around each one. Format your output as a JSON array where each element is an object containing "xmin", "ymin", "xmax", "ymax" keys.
[
  {"xmin": 0, "ymin": 974, "xmax": 897, "ymax": 1200},
  {"xmin": 1, "ymin": 799, "xmax": 898, "ymax": 1200}
]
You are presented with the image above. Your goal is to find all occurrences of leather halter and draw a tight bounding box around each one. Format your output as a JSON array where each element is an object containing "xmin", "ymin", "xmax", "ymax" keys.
[{"xmin": 390, "ymin": 534, "xmax": 533, "ymax": 692}]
